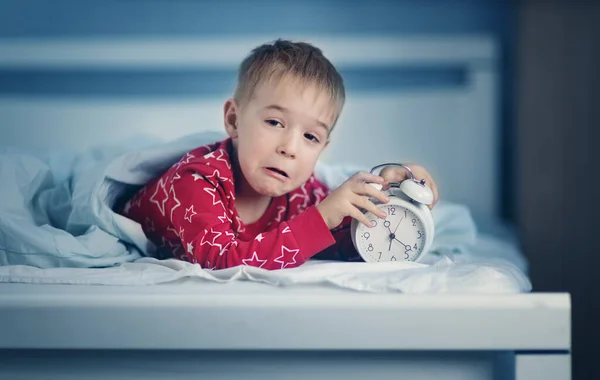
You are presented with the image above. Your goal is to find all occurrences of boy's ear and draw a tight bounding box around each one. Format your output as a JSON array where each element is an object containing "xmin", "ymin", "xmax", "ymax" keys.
[{"xmin": 223, "ymin": 98, "xmax": 239, "ymax": 138}]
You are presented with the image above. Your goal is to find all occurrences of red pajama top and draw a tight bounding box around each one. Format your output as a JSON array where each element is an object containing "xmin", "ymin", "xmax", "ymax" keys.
[{"xmin": 120, "ymin": 138, "xmax": 360, "ymax": 270}]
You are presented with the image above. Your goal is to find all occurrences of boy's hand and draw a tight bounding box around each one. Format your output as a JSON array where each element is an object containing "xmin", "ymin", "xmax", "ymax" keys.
[
  {"xmin": 317, "ymin": 172, "xmax": 390, "ymax": 229},
  {"xmin": 380, "ymin": 164, "xmax": 439, "ymax": 209}
]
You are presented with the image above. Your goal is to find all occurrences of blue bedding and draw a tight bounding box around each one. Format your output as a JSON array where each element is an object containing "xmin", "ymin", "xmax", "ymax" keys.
[
  {"xmin": 0, "ymin": 131, "xmax": 517, "ymax": 271},
  {"xmin": 0, "ymin": 132, "xmax": 224, "ymax": 267}
]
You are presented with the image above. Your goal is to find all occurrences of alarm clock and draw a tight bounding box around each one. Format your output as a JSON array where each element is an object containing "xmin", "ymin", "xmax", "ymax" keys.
[{"xmin": 350, "ymin": 163, "xmax": 435, "ymax": 263}]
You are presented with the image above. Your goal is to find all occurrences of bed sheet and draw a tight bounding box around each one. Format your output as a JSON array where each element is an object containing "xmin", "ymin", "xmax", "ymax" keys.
[
  {"xmin": 0, "ymin": 132, "xmax": 531, "ymax": 293},
  {"xmin": 0, "ymin": 231, "xmax": 530, "ymax": 293}
]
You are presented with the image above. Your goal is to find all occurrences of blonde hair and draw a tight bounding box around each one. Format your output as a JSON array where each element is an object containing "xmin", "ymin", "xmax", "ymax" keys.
[{"xmin": 234, "ymin": 39, "xmax": 345, "ymax": 122}]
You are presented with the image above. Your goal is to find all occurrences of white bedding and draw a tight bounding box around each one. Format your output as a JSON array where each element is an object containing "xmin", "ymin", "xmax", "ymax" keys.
[
  {"xmin": 0, "ymin": 233, "xmax": 530, "ymax": 293},
  {"xmin": 0, "ymin": 132, "xmax": 531, "ymax": 293}
]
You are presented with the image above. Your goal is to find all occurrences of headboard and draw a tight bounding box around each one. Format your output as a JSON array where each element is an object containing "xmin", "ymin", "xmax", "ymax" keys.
[{"xmin": 0, "ymin": 35, "xmax": 499, "ymax": 226}]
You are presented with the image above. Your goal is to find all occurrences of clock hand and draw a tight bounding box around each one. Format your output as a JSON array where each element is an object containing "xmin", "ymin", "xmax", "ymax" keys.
[
  {"xmin": 394, "ymin": 238, "xmax": 412, "ymax": 251},
  {"xmin": 393, "ymin": 216, "xmax": 405, "ymax": 234},
  {"xmin": 385, "ymin": 220, "xmax": 397, "ymax": 251},
  {"xmin": 394, "ymin": 238, "xmax": 406, "ymax": 248}
]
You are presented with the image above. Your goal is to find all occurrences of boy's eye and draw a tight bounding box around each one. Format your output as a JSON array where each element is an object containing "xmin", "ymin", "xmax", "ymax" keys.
[
  {"xmin": 266, "ymin": 119, "xmax": 283, "ymax": 127},
  {"xmin": 304, "ymin": 133, "xmax": 320, "ymax": 143}
]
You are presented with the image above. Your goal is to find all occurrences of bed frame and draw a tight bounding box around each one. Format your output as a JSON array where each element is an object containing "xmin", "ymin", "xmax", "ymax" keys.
[
  {"xmin": 0, "ymin": 35, "xmax": 571, "ymax": 379},
  {"xmin": 0, "ymin": 282, "xmax": 570, "ymax": 379}
]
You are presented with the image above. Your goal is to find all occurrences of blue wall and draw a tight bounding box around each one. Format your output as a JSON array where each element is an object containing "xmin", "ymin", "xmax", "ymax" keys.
[
  {"xmin": 0, "ymin": 0, "xmax": 514, "ymax": 98},
  {"xmin": 0, "ymin": 0, "xmax": 516, "ymax": 222},
  {"xmin": 1, "ymin": 0, "xmax": 511, "ymax": 37}
]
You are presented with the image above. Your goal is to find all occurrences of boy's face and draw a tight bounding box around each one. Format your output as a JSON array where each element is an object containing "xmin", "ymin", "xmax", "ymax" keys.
[{"xmin": 225, "ymin": 75, "xmax": 337, "ymax": 198}]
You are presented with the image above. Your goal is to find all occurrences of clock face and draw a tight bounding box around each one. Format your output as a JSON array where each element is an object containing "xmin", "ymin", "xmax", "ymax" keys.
[{"xmin": 355, "ymin": 203, "xmax": 427, "ymax": 262}]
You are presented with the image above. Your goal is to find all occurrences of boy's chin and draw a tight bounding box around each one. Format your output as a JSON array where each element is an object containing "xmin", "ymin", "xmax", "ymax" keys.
[
  {"xmin": 252, "ymin": 183, "xmax": 294, "ymax": 198},
  {"xmin": 255, "ymin": 188, "xmax": 287, "ymax": 198},
  {"xmin": 250, "ymin": 178, "xmax": 307, "ymax": 198}
]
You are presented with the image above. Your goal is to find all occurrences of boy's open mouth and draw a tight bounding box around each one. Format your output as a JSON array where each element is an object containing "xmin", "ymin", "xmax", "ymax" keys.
[{"xmin": 266, "ymin": 167, "xmax": 288, "ymax": 178}]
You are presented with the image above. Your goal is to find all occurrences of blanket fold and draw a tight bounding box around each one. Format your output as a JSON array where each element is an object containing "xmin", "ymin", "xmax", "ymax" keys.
[{"xmin": 0, "ymin": 132, "xmax": 531, "ymax": 293}]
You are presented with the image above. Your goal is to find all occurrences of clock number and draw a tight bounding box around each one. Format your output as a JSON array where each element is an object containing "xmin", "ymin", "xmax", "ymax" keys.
[
  {"xmin": 368, "ymin": 243, "xmax": 374, "ymax": 252},
  {"xmin": 363, "ymin": 232, "xmax": 370, "ymax": 240},
  {"xmin": 383, "ymin": 220, "xmax": 391, "ymax": 228},
  {"xmin": 370, "ymin": 220, "xmax": 377, "ymax": 227},
  {"xmin": 412, "ymin": 219, "xmax": 417, "ymax": 226},
  {"xmin": 389, "ymin": 207, "xmax": 396, "ymax": 215},
  {"xmin": 404, "ymin": 252, "xmax": 410, "ymax": 260},
  {"xmin": 378, "ymin": 252, "xmax": 382, "ymax": 260},
  {"xmin": 413, "ymin": 243, "xmax": 418, "ymax": 250},
  {"xmin": 391, "ymin": 255, "xmax": 397, "ymax": 261},
  {"xmin": 417, "ymin": 231, "xmax": 423, "ymax": 239}
]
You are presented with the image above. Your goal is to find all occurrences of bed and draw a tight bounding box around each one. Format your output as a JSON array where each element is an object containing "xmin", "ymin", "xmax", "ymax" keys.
[{"xmin": 0, "ymin": 35, "xmax": 571, "ymax": 379}]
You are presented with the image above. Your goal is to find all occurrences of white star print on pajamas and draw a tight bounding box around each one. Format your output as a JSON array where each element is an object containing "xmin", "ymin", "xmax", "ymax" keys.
[{"xmin": 120, "ymin": 138, "xmax": 349, "ymax": 271}]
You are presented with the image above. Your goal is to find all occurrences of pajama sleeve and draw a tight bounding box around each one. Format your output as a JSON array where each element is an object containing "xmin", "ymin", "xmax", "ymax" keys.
[{"xmin": 165, "ymin": 166, "xmax": 336, "ymax": 270}]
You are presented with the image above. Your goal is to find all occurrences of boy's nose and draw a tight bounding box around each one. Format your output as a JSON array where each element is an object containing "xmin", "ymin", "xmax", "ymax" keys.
[
  {"xmin": 277, "ymin": 145, "xmax": 296, "ymax": 159},
  {"xmin": 277, "ymin": 135, "xmax": 298, "ymax": 159}
]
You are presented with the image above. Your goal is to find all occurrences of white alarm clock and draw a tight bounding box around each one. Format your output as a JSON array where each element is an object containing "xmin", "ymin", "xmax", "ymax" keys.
[{"xmin": 350, "ymin": 163, "xmax": 435, "ymax": 263}]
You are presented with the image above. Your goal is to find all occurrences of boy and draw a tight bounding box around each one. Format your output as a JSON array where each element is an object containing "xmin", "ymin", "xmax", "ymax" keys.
[{"xmin": 121, "ymin": 39, "xmax": 438, "ymax": 270}]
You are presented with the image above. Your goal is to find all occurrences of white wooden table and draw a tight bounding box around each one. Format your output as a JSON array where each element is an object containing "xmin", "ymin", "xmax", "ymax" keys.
[{"xmin": 0, "ymin": 282, "xmax": 571, "ymax": 380}]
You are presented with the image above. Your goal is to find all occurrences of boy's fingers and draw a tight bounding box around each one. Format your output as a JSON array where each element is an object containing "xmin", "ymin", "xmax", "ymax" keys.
[
  {"xmin": 380, "ymin": 166, "xmax": 409, "ymax": 182},
  {"xmin": 350, "ymin": 207, "xmax": 377, "ymax": 228},
  {"xmin": 351, "ymin": 181, "xmax": 388, "ymax": 202},
  {"xmin": 383, "ymin": 167, "xmax": 439, "ymax": 209},
  {"xmin": 353, "ymin": 195, "xmax": 386, "ymax": 220},
  {"xmin": 429, "ymin": 188, "xmax": 438, "ymax": 208},
  {"xmin": 420, "ymin": 175, "xmax": 438, "ymax": 208},
  {"xmin": 352, "ymin": 171, "xmax": 385, "ymax": 184},
  {"xmin": 350, "ymin": 169, "xmax": 439, "ymax": 208},
  {"xmin": 364, "ymin": 184, "xmax": 390, "ymax": 205},
  {"xmin": 430, "ymin": 181, "xmax": 439, "ymax": 205}
]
